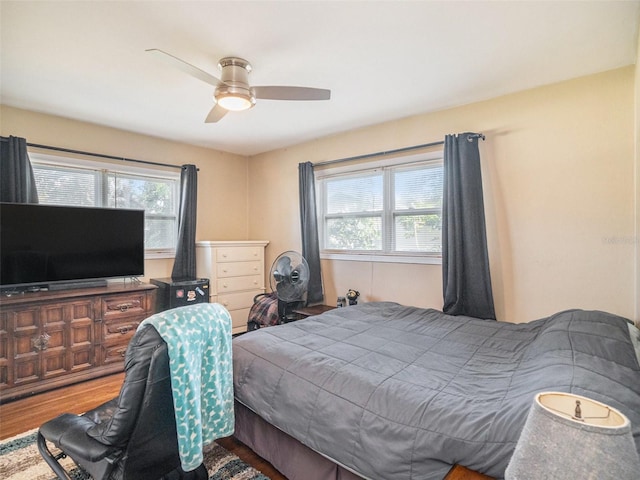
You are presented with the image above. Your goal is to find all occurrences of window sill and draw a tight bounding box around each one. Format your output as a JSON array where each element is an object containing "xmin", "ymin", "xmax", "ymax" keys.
[
  {"xmin": 320, "ymin": 252, "xmax": 442, "ymax": 265},
  {"xmin": 145, "ymin": 249, "xmax": 176, "ymax": 260}
]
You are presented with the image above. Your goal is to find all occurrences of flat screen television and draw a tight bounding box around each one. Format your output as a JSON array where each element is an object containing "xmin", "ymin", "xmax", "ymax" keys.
[{"xmin": 0, "ymin": 202, "xmax": 145, "ymax": 291}]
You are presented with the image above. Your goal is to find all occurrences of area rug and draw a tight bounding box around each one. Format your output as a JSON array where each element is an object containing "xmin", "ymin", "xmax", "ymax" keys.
[{"xmin": 0, "ymin": 429, "xmax": 270, "ymax": 480}]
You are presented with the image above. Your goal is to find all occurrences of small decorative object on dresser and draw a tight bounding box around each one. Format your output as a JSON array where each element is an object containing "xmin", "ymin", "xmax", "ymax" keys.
[{"xmin": 195, "ymin": 240, "xmax": 268, "ymax": 334}]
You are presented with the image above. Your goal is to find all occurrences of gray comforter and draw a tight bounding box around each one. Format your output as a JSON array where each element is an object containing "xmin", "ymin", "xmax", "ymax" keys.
[{"xmin": 233, "ymin": 302, "xmax": 640, "ymax": 479}]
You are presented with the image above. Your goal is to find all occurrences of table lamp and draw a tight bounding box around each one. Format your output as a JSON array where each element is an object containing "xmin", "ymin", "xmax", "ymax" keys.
[{"xmin": 505, "ymin": 391, "xmax": 640, "ymax": 479}]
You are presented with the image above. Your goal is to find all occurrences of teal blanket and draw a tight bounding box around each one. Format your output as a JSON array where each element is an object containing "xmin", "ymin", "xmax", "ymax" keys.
[{"xmin": 138, "ymin": 303, "xmax": 234, "ymax": 472}]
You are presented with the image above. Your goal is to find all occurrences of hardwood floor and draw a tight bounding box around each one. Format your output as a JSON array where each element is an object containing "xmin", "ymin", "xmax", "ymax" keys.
[
  {"xmin": 0, "ymin": 372, "xmax": 125, "ymax": 440},
  {"xmin": 0, "ymin": 373, "xmax": 286, "ymax": 480},
  {"xmin": 0, "ymin": 374, "xmax": 489, "ymax": 480}
]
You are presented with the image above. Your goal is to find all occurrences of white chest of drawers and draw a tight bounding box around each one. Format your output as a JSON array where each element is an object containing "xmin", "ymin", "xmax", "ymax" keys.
[{"xmin": 195, "ymin": 240, "xmax": 269, "ymax": 334}]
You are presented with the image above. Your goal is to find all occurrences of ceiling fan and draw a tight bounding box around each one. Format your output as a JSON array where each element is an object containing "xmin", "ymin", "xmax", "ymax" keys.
[{"xmin": 146, "ymin": 49, "xmax": 331, "ymax": 123}]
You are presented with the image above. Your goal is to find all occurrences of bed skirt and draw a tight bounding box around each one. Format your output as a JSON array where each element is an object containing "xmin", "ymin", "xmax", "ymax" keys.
[{"xmin": 234, "ymin": 401, "xmax": 366, "ymax": 480}]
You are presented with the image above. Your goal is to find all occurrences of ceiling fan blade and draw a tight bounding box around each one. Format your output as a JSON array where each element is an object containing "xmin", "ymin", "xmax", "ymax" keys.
[
  {"xmin": 205, "ymin": 104, "xmax": 228, "ymax": 123},
  {"xmin": 252, "ymin": 86, "xmax": 331, "ymax": 101},
  {"xmin": 146, "ymin": 48, "xmax": 224, "ymax": 87}
]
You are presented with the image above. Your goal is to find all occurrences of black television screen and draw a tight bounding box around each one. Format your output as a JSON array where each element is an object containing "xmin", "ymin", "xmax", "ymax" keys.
[{"xmin": 0, "ymin": 202, "xmax": 145, "ymax": 290}]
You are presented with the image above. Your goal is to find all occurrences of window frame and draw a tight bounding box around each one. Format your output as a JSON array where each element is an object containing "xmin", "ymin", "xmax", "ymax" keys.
[
  {"xmin": 316, "ymin": 151, "xmax": 443, "ymax": 265},
  {"xmin": 29, "ymin": 152, "xmax": 181, "ymax": 259}
]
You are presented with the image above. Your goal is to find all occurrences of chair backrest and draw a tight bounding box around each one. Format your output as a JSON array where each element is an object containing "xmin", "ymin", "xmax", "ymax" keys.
[{"xmin": 87, "ymin": 324, "xmax": 181, "ymax": 479}]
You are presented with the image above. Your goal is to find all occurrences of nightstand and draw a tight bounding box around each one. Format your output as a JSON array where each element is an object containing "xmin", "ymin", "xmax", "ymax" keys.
[{"xmin": 291, "ymin": 304, "xmax": 336, "ymax": 320}]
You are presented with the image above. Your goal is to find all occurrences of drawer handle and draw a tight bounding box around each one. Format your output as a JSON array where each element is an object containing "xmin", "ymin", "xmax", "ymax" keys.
[
  {"xmin": 114, "ymin": 302, "xmax": 135, "ymax": 312},
  {"xmin": 32, "ymin": 333, "xmax": 51, "ymax": 351},
  {"xmin": 118, "ymin": 348, "xmax": 127, "ymax": 358},
  {"xmin": 117, "ymin": 325, "xmax": 135, "ymax": 334},
  {"xmin": 223, "ymin": 283, "xmax": 228, "ymax": 288}
]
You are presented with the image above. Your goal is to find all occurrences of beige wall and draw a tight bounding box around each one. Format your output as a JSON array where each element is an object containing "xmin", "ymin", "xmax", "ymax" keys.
[
  {"xmin": 636, "ymin": 30, "xmax": 640, "ymax": 324},
  {"xmin": 2, "ymin": 67, "xmax": 635, "ymax": 323},
  {"xmin": 248, "ymin": 67, "xmax": 636, "ymax": 323},
  {"xmin": 0, "ymin": 105, "xmax": 249, "ymax": 282}
]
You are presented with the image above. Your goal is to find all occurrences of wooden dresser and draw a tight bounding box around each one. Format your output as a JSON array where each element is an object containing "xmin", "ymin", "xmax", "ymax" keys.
[
  {"xmin": 0, "ymin": 283, "xmax": 156, "ymax": 402},
  {"xmin": 196, "ymin": 240, "xmax": 269, "ymax": 334}
]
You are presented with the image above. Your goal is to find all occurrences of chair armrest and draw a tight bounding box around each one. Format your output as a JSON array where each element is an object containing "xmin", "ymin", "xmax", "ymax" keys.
[
  {"xmin": 39, "ymin": 413, "xmax": 120, "ymax": 462},
  {"xmin": 83, "ymin": 398, "xmax": 118, "ymax": 424}
]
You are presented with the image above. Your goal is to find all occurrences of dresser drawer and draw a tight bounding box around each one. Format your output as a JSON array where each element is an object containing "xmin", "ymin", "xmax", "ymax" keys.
[
  {"xmin": 101, "ymin": 342, "xmax": 129, "ymax": 365},
  {"xmin": 102, "ymin": 318, "xmax": 141, "ymax": 344},
  {"xmin": 217, "ymin": 275, "xmax": 263, "ymax": 293},
  {"xmin": 217, "ymin": 261, "xmax": 262, "ymax": 278},
  {"xmin": 216, "ymin": 247, "xmax": 264, "ymax": 263},
  {"xmin": 102, "ymin": 293, "xmax": 147, "ymax": 320},
  {"xmin": 217, "ymin": 291, "xmax": 259, "ymax": 312}
]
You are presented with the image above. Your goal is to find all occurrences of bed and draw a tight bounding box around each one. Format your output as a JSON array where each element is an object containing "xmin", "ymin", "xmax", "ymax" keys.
[{"xmin": 232, "ymin": 302, "xmax": 640, "ymax": 479}]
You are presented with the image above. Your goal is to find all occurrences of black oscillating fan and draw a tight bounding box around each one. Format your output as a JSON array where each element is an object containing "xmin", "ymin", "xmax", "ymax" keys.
[{"xmin": 269, "ymin": 251, "xmax": 310, "ymax": 322}]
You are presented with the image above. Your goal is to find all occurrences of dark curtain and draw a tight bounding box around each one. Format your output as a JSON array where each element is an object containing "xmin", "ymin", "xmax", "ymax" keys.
[
  {"xmin": 171, "ymin": 164, "xmax": 198, "ymax": 280},
  {"xmin": 442, "ymin": 133, "xmax": 496, "ymax": 320},
  {"xmin": 0, "ymin": 136, "xmax": 39, "ymax": 203},
  {"xmin": 298, "ymin": 162, "xmax": 324, "ymax": 305}
]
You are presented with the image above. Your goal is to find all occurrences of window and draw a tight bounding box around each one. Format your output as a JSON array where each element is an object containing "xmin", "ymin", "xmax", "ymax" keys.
[
  {"xmin": 316, "ymin": 152, "xmax": 443, "ymax": 263},
  {"xmin": 30, "ymin": 154, "xmax": 180, "ymax": 257}
]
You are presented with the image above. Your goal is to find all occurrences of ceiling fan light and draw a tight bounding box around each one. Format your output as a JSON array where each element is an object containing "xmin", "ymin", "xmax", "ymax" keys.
[{"xmin": 217, "ymin": 93, "xmax": 255, "ymax": 111}]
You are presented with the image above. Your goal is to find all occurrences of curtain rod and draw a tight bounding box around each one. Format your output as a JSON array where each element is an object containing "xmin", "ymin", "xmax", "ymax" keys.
[
  {"xmin": 312, "ymin": 132, "xmax": 485, "ymax": 168},
  {"xmin": 1, "ymin": 137, "xmax": 187, "ymax": 171}
]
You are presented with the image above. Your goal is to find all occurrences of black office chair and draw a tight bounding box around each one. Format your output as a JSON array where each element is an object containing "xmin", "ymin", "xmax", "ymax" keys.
[{"xmin": 37, "ymin": 322, "xmax": 208, "ymax": 480}]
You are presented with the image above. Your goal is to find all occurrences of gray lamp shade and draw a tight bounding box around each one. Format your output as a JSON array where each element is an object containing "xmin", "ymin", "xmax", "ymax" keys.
[{"xmin": 505, "ymin": 392, "xmax": 640, "ymax": 480}]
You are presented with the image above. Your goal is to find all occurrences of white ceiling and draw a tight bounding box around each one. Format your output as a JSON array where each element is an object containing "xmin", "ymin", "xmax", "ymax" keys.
[{"xmin": 1, "ymin": 1, "xmax": 639, "ymax": 157}]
